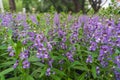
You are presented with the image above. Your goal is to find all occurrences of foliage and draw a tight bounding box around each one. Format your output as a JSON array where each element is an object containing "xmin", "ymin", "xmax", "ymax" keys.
[{"xmin": 0, "ymin": 12, "xmax": 120, "ymax": 80}]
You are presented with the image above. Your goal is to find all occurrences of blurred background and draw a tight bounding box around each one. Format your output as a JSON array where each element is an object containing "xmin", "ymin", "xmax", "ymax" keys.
[{"xmin": 1, "ymin": 0, "xmax": 120, "ymax": 14}]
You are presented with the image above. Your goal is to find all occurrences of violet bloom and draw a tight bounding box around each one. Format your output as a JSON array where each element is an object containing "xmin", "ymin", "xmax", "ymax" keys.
[
  {"xmin": 22, "ymin": 60, "xmax": 30, "ymax": 69},
  {"xmin": 68, "ymin": 14, "xmax": 72, "ymax": 22},
  {"xmin": 60, "ymin": 42, "xmax": 67, "ymax": 50},
  {"xmin": 47, "ymin": 42, "xmax": 52, "ymax": 51},
  {"xmin": 46, "ymin": 68, "xmax": 51, "ymax": 76},
  {"xmin": 36, "ymin": 51, "xmax": 43, "ymax": 58},
  {"xmin": 48, "ymin": 59, "xmax": 53, "ymax": 67},
  {"xmin": 19, "ymin": 50, "xmax": 29, "ymax": 60},
  {"xmin": 89, "ymin": 41, "xmax": 97, "ymax": 51},
  {"xmin": 53, "ymin": 13, "xmax": 60, "ymax": 27},
  {"xmin": 100, "ymin": 60, "xmax": 108, "ymax": 67},
  {"xmin": 116, "ymin": 38, "xmax": 120, "ymax": 47},
  {"xmin": 66, "ymin": 51, "xmax": 74, "ymax": 62},
  {"xmin": 62, "ymin": 37, "xmax": 67, "ymax": 42},
  {"xmin": 96, "ymin": 66, "xmax": 100, "ymax": 75},
  {"xmin": 115, "ymin": 55, "xmax": 120, "ymax": 68},
  {"xmin": 13, "ymin": 60, "xmax": 19, "ymax": 69},
  {"xmin": 30, "ymin": 15, "xmax": 38, "ymax": 24},
  {"xmin": 7, "ymin": 46, "xmax": 12, "ymax": 52},
  {"xmin": 58, "ymin": 28, "xmax": 65, "ymax": 38},
  {"xmin": 9, "ymin": 50, "xmax": 15, "ymax": 57},
  {"xmin": 43, "ymin": 51, "xmax": 49, "ymax": 59},
  {"xmin": 99, "ymin": 45, "xmax": 109, "ymax": 56},
  {"xmin": 114, "ymin": 70, "xmax": 120, "ymax": 80},
  {"xmin": 86, "ymin": 55, "xmax": 92, "ymax": 63}
]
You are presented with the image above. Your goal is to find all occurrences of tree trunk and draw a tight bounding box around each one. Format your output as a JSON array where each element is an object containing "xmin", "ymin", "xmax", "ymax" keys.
[
  {"xmin": 81, "ymin": 0, "xmax": 85, "ymax": 14},
  {"xmin": 9, "ymin": 0, "xmax": 16, "ymax": 12},
  {"xmin": 89, "ymin": 0, "xmax": 102, "ymax": 13},
  {"xmin": 72, "ymin": 0, "xmax": 81, "ymax": 12},
  {"xmin": 0, "ymin": 0, "xmax": 4, "ymax": 12}
]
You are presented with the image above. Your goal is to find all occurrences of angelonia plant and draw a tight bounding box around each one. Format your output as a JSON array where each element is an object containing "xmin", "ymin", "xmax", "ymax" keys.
[{"xmin": 0, "ymin": 12, "xmax": 120, "ymax": 80}]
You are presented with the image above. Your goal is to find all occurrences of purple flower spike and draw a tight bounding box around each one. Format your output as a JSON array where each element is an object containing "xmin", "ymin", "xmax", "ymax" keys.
[
  {"xmin": 7, "ymin": 46, "xmax": 12, "ymax": 52},
  {"xmin": 9, "ymin": 50, "xmax": 15, "ymax": 57},
  {"xmin": 22, "ymin": 60, "xmax": 30, "ymax": 69},
  {"xmin": 43, "ymin": 51, "xmax": 49, "ymax": 59},
  {"xmin": 19, "ymin": 51, "xmax": 29, "ymax": 60},
  {"xmin": 89, "ymin": 41, "xmax": 97, "ymax": 51},
  {"xmin": 53, "ymin": 13, "xmax": 60, "ymax": 27},
  {"xmin": 66, "ymin": 51, "xmax": 74, "ymax": 62},
  {"xmin": 46, "ymin": 68, "xmax": 51, "ymax": 76},
  {"xmin": 36, "ymin": 52, "xmax": 43, "ymax": 58},
  {"xmin": 86, "ymin": 55, "xmax": 92, "ymax": 63},
  {"xmin": 13, "ymin": 60, "xmax": 19, "ymax": 69},
  {"xmin": 96, "ymin": 66, "xmax": 100, "ymax": 75},
  {"xmin": 47, "ymin": 42, "xmax": 52, "ymax": 51}
]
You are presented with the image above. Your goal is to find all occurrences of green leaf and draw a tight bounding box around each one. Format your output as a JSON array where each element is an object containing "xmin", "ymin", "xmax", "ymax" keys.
[
  {"xmin": 39, "ymin": 66, "xmax": 47, "ymax": 78},
  {"xmin": 53, "ymin": 68, "xmax": 66, "ymax": 77},
  {"xmin": 73, "ymin": 66, "xmax": 89, "ymax": 71},
  {"xmin": 67, "ymin": 78, "xmax": 72, "ymax": 80},
  {"xmin": 69, "ymin": 61, "xmax": 82, "ymax": 68},
  {"xmin": 91, "ymin": 64, "xmax": 97, "ymax": 79},
  {"xmin": 0, "ymin": 68, "xmax": 14, "ymax": 76},
  {"xmin": 28, "ymin": 56, "xmax": 39, "ymax": 62},
  {"xmin": 26, "ymin": 75, "xmax": 34, "ymax": 80},
  {"xmin": 7, "ymin": 77, "xmax": 19, "ymax": 80},
  {"xmin": 77, "ymin": 72, "xmax": 86, "ymax": 80},
  {"xmin": 0, "ymin": 75, "xmax": 5, "ymax": 80},
  {"xmin": 0, "ymin": 45, "xmax": 7, "ymax": 50},
  {"xmin": 51, "ymin": 75, "xmax": 61, "ymax": 80},
  {"xmin": 0, "ymin": 61, "xmax": 14, "ymax": 68}
]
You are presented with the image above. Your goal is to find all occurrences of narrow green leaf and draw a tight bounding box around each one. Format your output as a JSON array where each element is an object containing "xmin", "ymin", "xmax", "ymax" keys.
[
  {"xmin": 7, "ymin": 77, "xmax": 19, "ymax": 80},
  {"xmin": 51, "ymin": 75, "xmax": 61, "ymax": 80},
  {"xmin": 39, "ymin": 66, "xmax": 47, "ymax": 78},
  {"xmin": 26, "ymin": 75, "xmax": 34, "ymax": 80},
  {"xmin": 0, "ymin": 68, "xmax": 14, "ymax": 76},
  {"xmin": 77, "ymin": 72, "xmax": 86, "ymax": 80},
  {"xmin": 53, "ymin": 68, "xmax": 66, "ymax": 77},
  {"xmin": 91, "ymin": 64, "xmax": 97, "ymax": 79},
  {"xmin": 0, "ymin": 45, "xmax": 7, "ymax": 50},
  {"xmin": 0, "ymin": 75, "xmax": 5, "ymax": 80},
  {"xmin": 73, "ymin": 66, "xmax": 89, "ymax": 71},
  {"xmin": 69, "ymin": 61, "xmax": 82, "ymax": 68}
]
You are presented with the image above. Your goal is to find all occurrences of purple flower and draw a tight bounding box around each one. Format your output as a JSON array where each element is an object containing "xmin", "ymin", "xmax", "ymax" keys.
[
  {"xmin": 36, "ymin": 51, "xmax": 43, "ymax": 58},
  {"xmin": 53, "ymin": 13, "xmax": 60, "ymax": 27},
  {"xmin": 96, "ymin": 66, "xmax": 100, "ymax": 74},
  {"xmin": 19, "ymin": 50, "xmax": 29, "ymax": 60},
  {"xmin": 48, "ymin": 59, "xmax": 53, "ymax": 67},
  {"xmin": 116, "ymin": 38, "xmax": 120, "ymax": 47},
  {"xmin": 7, "ymin": 46, "xmax": 12, "ymax": 52},
  {"xmin": 114, "ymin": 70, "xmax": 120, "ymax": 80},
  {"xmin": 89, "ymin": 41, "xmax": 97, "ymax": 51},
  {"xmin": 99, "ymin": 45, "xmax": 109, "ymax": 55},
  {"xmin": 30, "ymin": 15, "xmax": 38, "ymax": 24},
  {"xmin": 62, "ymin": 37, "xmax": 67, "ymax": 42},
  {"xmin": 13, "ymin": 60, "xmax": 19, "ymax": 69},
  {"xmin": 60, "ymin": 42, "xmax": 67, "ymax": 50},
  {"xmin": 66, "ymin": 51, "xmax": 74, "ymax": 62},
  {"xmin": 9, "ymin": 50, "xmax": 15, "ymax": 57},
  {"xmin": 22, "ymin": 60, "xmax": 30, "ymax": 69},
  {"xmin": 43, "ymin": 51, "xmax": 49, "ymax": 59},
  {"xmin": 47, "ymin": 42, "xmax": 52, "ymax": 51},
  {"xmin": 115, "ymin": 55, "xmax": 120, "ymax": 68},
  {"xmin": 58, "ymin": 28, "xmax": 65, "ymax": 38},
  {"xmin": 46, "ymin": 68, "xmax": 51, "ymax": 76},
  {"xmin": 86, "ymin": 55, "xmax": 92, "ymax": 63}
]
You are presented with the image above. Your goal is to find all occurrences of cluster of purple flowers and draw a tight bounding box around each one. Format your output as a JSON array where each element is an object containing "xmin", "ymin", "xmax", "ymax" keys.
[
  {"xmin": 3, "ymin": 12, "xmax": 120, "ymax": 78},
  {"xmin": 34, "ymin": 33, "xmax": 51, "ymax": 59}
]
